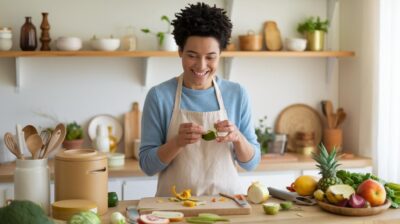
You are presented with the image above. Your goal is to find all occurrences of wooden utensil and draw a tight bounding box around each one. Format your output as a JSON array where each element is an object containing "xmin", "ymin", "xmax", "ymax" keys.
[
  {"xmin": 4, "ymin": 132, "xmax": 24, "ymax": 159},
  {"xmin": 26, "ymin": 134, "xmax": 43, "ymax": 159},
  {"xmin": 336, "ymin": 110, "xmax": 347, "ymax": 128},
  {"xmin": 42, "ymin": 123, "xmax": 66, "ymax": 158},
  {"xmin": 324, "ymin": 101, "xmax": 334, "ymax": 128},
  {"xmin": 22, "ymin": 124, "xmax": 38, "ymax": 142},
  {"xmin": 124, "ymin": 102, "xmax": 141, "ymax": 159}
]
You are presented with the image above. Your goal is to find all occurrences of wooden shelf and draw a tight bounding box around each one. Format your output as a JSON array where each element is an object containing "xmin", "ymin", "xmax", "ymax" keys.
[{"xmin": 0, "ymin": 50, "xmax": 355, "ymax": 58}]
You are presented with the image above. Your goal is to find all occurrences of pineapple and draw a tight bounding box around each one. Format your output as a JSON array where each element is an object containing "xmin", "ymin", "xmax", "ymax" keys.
[{"xmin": 312, "ymin": 144, "xmax": 343, "ymax": 192}]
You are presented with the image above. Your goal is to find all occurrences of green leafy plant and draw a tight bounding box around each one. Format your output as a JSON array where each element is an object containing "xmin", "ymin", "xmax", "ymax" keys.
[
  {"xmin": 255, "ymin": 116, "xmax": 275, "ymax": 154},
  {"xmin": 297, "ymin": 16, "xmax": 329, "ymax": 34},
  {"xmin": 65, "ymin": 121, "xmax": 83, "ymax": 141},
  {"xmin": 141, "ymin": 15, "xmax": 172, "ymax": 46}
]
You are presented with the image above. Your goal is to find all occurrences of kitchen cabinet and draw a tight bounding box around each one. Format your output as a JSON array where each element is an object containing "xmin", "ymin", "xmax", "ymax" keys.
[{"xmin": 122, "ymin": 176, "xmax": 158, "ymax": 200}]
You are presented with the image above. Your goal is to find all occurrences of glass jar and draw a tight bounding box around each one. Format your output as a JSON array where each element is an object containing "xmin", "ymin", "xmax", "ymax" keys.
[
  {"xmin": 0, "ymin": 27, "xmax": 12, "ymax": 51},
  {"xmin": 120, "ymin": 26, "xmax": 137, "ymax": 51},
  {"xmin": 296, "ymin": 131, "xmax": 316, "ymax": 156},
  {"xmin": 20, "ymin": 16, "xmax": 37, "ymax": 51},
  {"xmin": 14, "ymin": 158, "xmax": 50, "ymax": 214}
]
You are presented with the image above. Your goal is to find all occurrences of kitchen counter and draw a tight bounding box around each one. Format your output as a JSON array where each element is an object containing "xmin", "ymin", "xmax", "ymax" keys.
[
  {"xmin": 0, "ymin": 153, "xmax": 372, "ymax": 183},
  {"xmin": 101, "ymin": 198, "xmax": 400, "ymax": 224}
]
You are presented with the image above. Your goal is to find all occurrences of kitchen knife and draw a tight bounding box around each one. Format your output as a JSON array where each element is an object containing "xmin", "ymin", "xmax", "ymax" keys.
[
  {"xmin": 268, "ymin": 187, "xmax": 316, "ymax": 206},
  {"xmin": 219, "ymin": 193, "xmax": 249, "ymax": 207}
]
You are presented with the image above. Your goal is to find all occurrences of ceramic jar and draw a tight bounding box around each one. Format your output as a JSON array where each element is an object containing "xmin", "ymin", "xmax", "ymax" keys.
[
  {"xmin": 0, "ymin": 27, "xmax": 12, "ymax": 51},
  {"xmin": 159, "ymin": 33, "xmax": 178, "ymax": 51},
  {"xmin": 14, "ymin": 158, "xmax": 50, "ymax": 214}
]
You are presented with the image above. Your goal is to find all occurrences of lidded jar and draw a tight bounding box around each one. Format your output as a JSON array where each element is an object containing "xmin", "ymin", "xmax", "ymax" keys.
[
  {"xmin": 14, "ymin": 158, "xmax": 50, "ymax": 214},
  {"xmin": 0, "ymin": 27, "xmax": 13, "ymax": 51}
]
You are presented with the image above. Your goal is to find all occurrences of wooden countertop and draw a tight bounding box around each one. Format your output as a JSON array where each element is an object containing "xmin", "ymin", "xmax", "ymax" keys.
[
  {"xmin": 0, "ymin": 153, "xmax": 372, "ymax": 183},
  {"xmin": 101, "ymin": 198, "xmax": 400, "ymax": 224}
]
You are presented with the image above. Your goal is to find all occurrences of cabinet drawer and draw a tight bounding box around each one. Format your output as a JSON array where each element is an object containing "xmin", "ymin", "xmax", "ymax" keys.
[{"xmin": 122, "ymin": 177, "xmax": 158, "ymax": 200}]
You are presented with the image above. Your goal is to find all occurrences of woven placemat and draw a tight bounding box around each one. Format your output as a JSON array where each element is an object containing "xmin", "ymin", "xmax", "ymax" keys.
[{"xmin": 275, "ymin": 104, "xmax": 322, "ymax": 152}]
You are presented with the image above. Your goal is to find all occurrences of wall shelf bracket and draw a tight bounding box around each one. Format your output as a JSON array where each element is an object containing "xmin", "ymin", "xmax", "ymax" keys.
[
  {"xmin": 326, "ymin": 57, "xmax": 338, "ymax": 83},
  {"xmin": 142, "ymin": 57, "xmax": 150, "ymax": 87},
  {"xmin": 15, "ymin": 57, "xmax": 22, "ymax": 93},
  {"xmin": 223, "ymin": 57, "xmax": 234, "ymax": 80}
]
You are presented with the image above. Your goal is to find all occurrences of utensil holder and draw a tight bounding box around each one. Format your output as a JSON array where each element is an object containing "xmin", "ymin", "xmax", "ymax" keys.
[
  {"xmin": 14, "ymin": 158, "xmax": 50, "ymax": 214},
  {"xmin": 323, "ymin": 128, "xmax": 342, "ymax": 153}
]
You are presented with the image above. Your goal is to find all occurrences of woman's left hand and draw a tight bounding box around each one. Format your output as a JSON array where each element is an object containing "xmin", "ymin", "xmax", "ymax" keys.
[{"xmin": 214, "ymin": 120, "xmax": 240, "ymax": 143}]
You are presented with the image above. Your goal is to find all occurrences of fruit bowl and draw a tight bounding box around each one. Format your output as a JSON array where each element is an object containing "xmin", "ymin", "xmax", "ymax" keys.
[{"xmin": 317, "ymin": 200, "xmax": 391, "ymax": 216}]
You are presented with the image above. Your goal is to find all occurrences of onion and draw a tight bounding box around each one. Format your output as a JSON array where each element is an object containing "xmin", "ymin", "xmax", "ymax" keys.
[
  {"xmin": 247, "ymin": 182, "xmax": 269, "ymax": 204},
  {"xmin": 348, "ymin": 193, "xmax": 366, "ymax": 208}
]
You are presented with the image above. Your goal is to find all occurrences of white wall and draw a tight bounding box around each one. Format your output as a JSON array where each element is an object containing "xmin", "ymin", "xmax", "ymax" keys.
[
  {"xmin": 0, "ymin": 0, "xmax": 338, "ymax": 163},
  {"xmin": 339, "ymin": 0, "xmax": 379, "ymax": 158}
]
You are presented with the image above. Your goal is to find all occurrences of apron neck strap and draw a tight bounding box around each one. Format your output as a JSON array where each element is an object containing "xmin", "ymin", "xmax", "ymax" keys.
[{"xmin": 174, "ymin": 74, "xmax": 225, "ymax": 111}]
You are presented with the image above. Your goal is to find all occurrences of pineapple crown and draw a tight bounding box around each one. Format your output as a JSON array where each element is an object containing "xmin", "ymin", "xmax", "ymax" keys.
[{"xmin": 312, "ymin": 144, "xmax": 341, "ymax": 178}]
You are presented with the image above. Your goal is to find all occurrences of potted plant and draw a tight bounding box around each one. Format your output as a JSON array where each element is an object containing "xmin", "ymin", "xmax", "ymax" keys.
[
  {"xmin": 297, "ymin": 16, "xmax": 329, "ymax": 51},
  {"xmin": 141, "ymin": 15, "xmax": 178, "ymax": 51},
  {"xmin": 255, "ymin": 116, "xmax": 275, "ymax": 154},
  {"xmin": 62, "ymin": 121, "xmax": 84, "ymax": 150}
]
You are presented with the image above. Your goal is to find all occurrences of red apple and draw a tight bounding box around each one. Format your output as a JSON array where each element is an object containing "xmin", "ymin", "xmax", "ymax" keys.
[{"xmin": 357, "ymin": 179, "xmax": 386, "ymax": 207}]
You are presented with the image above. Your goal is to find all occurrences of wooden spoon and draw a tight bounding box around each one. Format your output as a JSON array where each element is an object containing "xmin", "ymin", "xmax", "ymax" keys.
[
  {"xmin": 4, "ymin": 132, "xmax": 24, "ymax": 159},
  {"xmin": 336, "ymin": 110, "xmax": 347, "ymax": 128},
  {"xmin": 42, "ymin": 123, "xmax": 66, "ymax": 158},
  {"xmin": 26, "ymin": 134, "xmax": 43, "ymax": 159},
  {"xmin": 22, "ymin": 124, "xmax": 38, "ymax": 142},
  {"xmin": 324, "ymin": 101, "xmax": 334, "ymax": 129}
]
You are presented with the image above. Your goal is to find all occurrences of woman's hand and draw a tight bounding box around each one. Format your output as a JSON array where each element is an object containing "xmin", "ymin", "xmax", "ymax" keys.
[
  {"xmin": 214, "ymin": 120, "xmax": 240, "ymax": 143},
  {"xmin": 176, "ymin": 123, "xmax": 204, "ymax": 147}
]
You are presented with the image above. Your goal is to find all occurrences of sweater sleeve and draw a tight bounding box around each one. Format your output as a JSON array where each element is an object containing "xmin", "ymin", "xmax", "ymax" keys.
[
  {"xmin": 139, "ymin": 87, "xmax": 168, "ymax": 176},
  {"xmin": 235, "ymin": 86, "xmax": 261, "ymax": 171}
]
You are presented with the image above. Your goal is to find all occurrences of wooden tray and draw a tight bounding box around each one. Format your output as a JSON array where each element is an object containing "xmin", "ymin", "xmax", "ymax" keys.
[
  {"xmin": 317, "ymin": 200, "xmax": 391, "ymax": 216},
  {"xmin": 275, "ymin": 104, "xmax": 322, "ymax": 152}
]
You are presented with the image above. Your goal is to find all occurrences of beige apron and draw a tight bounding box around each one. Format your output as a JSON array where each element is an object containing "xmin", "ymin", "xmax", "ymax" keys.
[{"xmin": 156, "ymin": 75, "xmax": 241, "ymax": 196}]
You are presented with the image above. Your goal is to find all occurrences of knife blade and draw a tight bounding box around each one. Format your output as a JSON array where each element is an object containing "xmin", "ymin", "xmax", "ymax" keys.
[{"xmin": 219, "ymin": 193, "xmax": 249, "ymax": 207}]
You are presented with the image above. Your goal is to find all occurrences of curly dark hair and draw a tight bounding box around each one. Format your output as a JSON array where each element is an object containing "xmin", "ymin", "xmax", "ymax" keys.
[{"xmin": 172, "ymin": 2, "xmax": 232, "ymax": 50}]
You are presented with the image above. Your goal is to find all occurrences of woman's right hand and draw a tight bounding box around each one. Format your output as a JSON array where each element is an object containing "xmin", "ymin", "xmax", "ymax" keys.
[{"xmin": 176, "ymin": 123, "xmax": 204, "ymax": 147}]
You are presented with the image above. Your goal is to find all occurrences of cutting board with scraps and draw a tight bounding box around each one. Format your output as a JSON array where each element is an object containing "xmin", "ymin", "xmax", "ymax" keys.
[{"xmin": 137, "ymin": 196, "xmax": 251, "ymax": 217}]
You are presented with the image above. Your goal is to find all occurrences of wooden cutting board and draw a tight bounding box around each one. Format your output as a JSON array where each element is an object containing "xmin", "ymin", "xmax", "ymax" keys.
[
  {"xmin": 124, "ymin": 102, "xmax": 141, "ymax": 159},
  {"xmin": 137, "ymin": 196, "xmax": 251, "ymax": 216}
]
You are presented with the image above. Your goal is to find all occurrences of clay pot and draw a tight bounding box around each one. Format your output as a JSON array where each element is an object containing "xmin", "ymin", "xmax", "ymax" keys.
[
  {"xmin": 62, "ymin": 139, "xmax": 84, "ymax": 150},
  {"xmin": 323, "ymin": 128, "xmax": 342, "ymax": 153}
]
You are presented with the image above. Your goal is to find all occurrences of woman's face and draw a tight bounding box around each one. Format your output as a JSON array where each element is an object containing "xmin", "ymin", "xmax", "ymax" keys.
[{"xmin": 179, "ymin": 36, "xmax": 220, "ymax": 90}]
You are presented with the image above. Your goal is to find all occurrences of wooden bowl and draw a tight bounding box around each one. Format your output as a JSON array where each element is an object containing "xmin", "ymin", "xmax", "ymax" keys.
[{"xmin": 317, "ymin": 200, "xmax": 391, "ymax": 216}]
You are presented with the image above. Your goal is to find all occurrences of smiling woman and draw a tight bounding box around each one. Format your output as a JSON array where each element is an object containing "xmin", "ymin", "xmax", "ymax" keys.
[{"xmin": 139, "ymin": 2, "xmax": 261, "ymax": 197}]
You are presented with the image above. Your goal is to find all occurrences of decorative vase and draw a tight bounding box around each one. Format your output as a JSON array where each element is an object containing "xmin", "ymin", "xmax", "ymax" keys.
[
  {"xmin": 40, "ymin": 12, "xmax": 51, "ymax": 51},
  {"xmin": 159, "ymin": 33, "xmax": 178, "ymax": 51},
  {"xmin": 108, "ymin": 126, "xmax": 118, "ymax": 153},
  {"xmin": 264, "ymin": 21, "xmax": 282, "ymax": 51},
  {"xmin": 94, "ymin": 124, "xmax": 110, "ymax": 153},
  {"xmin": 306, "ymin": 30, "xmax": 325, "ymax": 51},
  {"xmin": 20, "ymin": 16, "xmax": 37, "ymax": 51}
]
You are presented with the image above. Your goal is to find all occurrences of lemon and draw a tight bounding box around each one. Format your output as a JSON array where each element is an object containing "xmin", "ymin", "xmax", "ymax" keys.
[
  {"xmin": 293, "ymin": 175, "xmax": 318, "ymax": 196},
  {"xmin": 313, "ymin": 189, "xmax": 325, "ymax": 201}
]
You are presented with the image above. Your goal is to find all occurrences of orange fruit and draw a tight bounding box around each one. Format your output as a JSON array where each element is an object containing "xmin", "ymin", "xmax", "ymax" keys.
[{"xmin": 293, "ymin": 175, "xmax": 318, "ymax": 196}]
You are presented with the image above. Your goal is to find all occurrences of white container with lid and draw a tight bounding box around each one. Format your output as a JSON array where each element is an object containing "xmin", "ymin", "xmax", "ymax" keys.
[
  {"xmin": 0, "ymin": 27, "xmax": 12, "ymax": 51},
  {"xmin": 14, "ymin": 158, "xmax": 50, "ymax": 214},
  {"xmin": 107, "ymin": 152, "xmax": 125, "ymax": 167}
]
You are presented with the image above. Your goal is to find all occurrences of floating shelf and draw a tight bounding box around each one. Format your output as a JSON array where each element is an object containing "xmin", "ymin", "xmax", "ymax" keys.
[
  {"xmin": 0, "ymin": 50, "xmax": 355, "ymax": 91},
  {"xmin": 0, "ymin": 50, "xmax": 355, "ymax": 58}
]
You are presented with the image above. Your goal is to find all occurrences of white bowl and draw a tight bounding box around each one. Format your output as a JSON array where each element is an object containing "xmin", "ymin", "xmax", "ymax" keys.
[
  {"xmin": 56, "ymin": 37, "xmax": 82, "ymax": 51},
  {"xmin": 90, "ymin": 38, "xmax": 120, "ymax": 51},
  {"xmin": 285, "ymin": 38, "xmax": 307, "ymax": 51},
  {"xmin": 107, "ymin": 153, "xmax": 125, "ymax": 167}
]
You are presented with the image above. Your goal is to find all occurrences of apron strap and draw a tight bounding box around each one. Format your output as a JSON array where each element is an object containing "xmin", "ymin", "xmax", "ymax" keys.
[{"xmin": 174, "ymin": 74, "xmax": 226, "ymax": 112}]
